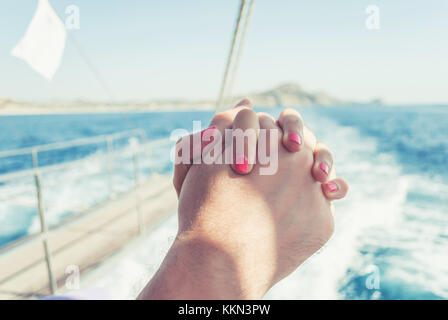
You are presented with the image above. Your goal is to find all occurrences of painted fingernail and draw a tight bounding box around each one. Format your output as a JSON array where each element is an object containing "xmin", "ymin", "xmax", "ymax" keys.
[
  {"xmin": 288, "ymin": 132, "xmax": 302, "ymax": 145},
  {"xmin": 325, "ymin": 182, "xmax": 338, "ymax": 193},
  {"xmin": 319, "ymin": 162, "xmax": 329, "ymax": 175},
  {"xmin": 235, "ymin": 156, "xmax": 248, "ymax": 173},
  {"xmin": 201, "ymin": 125, "xmax": 216, "ymax": 139}
]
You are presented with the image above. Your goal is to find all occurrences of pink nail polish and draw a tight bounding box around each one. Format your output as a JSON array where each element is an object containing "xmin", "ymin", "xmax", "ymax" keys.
[
  {"xmin": 235, "ymin": 156, "xmax": 248, "ymax": 173},
  {"xmin": 201, "ymin": 125, "xmax": 216, "ymax": 139},
  {"xmin": 325, "ymin": 182, "xmax": 338, "ymax": 193},
  {"xmin": 288, "ymin": 132, "xmax": 302, "ymax": 145},
  {"xmin": 319, "ymin": 162, "xmax": 329, "ymax": 175}
]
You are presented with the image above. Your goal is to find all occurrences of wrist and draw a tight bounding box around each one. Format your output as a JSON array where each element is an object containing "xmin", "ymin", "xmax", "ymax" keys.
[{"xmin": 138, "ymin": 232, "xmax": 261, "ymax": 299}]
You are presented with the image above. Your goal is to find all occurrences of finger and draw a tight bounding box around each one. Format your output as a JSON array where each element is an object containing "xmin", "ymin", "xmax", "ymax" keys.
[
  {"xmin": 258, "ymin": 112, "xmax": 281, "ymax": 153},
  {"xmin": 174, "ymin": 125, "xmax": 218, "ymax": 165},
  {"xmin": 231, "ymin": 108, "xmax": 259, "ymax": 174},
  {"xmin": 173, "ymin": 126, "xmax": 222, "ymax": 196},
  {"xmin": 257, "ymin": 113, "xmax": 282, "ymax": 175},
  {"xmin": 277, "ymin": 108, "xmax": 304, "ymax": 152},
  {"xmin": 183, "ymin": 98, "xmax": 254, "ymax": 162},
  {"xmin": 209, "ymin": 98, "xmax": 254, "ymax": 133},
  {"xmin": 173, "ymin": 99, "xmax": 253, "ymax": 195},
  {"xmin": 234, "ymin": 98, "xmax": 252, "ymax": 108},
  {"xmin": 259, "ymin": 112, "xmax": 282, "ymax": 144},
  {"xmin": 173, "ymin": 133, "xmax": 198, "ymax": 197},
  {"xmin": 321, "ymin": 178, "xmax": 349, "ymax": 200},
  {"xmin": 312, "ymin": 142, "xmax": 334, "ymax": 183},
  {"xmin": 258, "ymin": 112, "xmax": 279, "ymax": 132},
  {"xmin": 173, "ymin": 162, "xmax": 190, "ymax": 197},
  {"xmin": 303, "ymin": 125, "xmax": 317, "ymax": 152},
  {"xmin": 208, "ymin": 99, "xmax": 254, "ymax": 162}
]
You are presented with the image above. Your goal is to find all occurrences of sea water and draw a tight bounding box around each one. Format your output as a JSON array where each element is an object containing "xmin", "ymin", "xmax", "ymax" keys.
[{"xmin": 0, "ymin": 105, "xmax": 447, "ymax": 299}]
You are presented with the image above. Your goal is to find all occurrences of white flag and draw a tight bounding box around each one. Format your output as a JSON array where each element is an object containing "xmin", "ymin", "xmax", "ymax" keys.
[{"xmin": 11, "ymin": 0, "xmax": 67, "ymax": 81}]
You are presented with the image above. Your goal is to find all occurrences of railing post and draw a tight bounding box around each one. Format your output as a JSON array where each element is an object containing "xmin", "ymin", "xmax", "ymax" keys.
[
  {"xmin": 33, "ymin": 166, "xmax": 57, "ymax": 295},
  {"xmin": 138, "ymin": 130, "xmax": 151, "ymax": 160},
  {"xmin": 132, "ymin": 148, "xmax": 143, "ymax": 235},
  {"xmin": 106, "ymin": 137, "xmax": 115, "ymax": 199},
  {"xmin": 31, "ymin": 148, "xmax": 39, "ymax": 169}
]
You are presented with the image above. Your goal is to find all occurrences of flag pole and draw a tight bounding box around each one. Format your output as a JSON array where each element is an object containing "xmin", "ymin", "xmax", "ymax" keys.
[
  {"xmin": 66, "ymin": 32, "xmax": 115, "ymax": 101},
  {"xmin": 216, "ymin": 0, "xmax": 247, "ymax": 111},
  {"xmin": 53, "ymin": 7, "xmax": 115, "ymax": 102},
  {"xmin": 224, "ymin": 0, "xmax": 255, "ymax": 108}
]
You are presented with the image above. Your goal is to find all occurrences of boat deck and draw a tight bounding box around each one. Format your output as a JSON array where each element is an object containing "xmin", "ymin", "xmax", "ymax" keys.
[{"xmin": 0, "ymin": 175, "xmax": 177, "ymax": 300}]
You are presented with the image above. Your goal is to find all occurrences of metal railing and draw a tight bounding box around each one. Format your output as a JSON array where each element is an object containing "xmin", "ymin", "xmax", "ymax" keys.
[{"xmin": 0, "ymin": 130, "xmax": 172, "ymax": 295}]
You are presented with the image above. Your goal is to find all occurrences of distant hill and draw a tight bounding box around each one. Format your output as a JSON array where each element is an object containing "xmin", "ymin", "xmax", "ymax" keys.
[
  {"xmin": 232, "ymin": 83, "xmax": 344, "ymax": 107},
  {"xmin": 0, "ymin": 83, "xmax": 356, "ymax": 114}
]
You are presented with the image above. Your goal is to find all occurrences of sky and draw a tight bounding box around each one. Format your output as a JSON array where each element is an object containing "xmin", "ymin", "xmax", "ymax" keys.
[{"xmin": 0, "ymin": 0, "xmax": 447, "ymax": 104}]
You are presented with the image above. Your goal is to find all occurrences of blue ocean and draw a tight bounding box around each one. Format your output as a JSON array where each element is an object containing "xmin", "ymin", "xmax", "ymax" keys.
[{"xmin": 0, "ymin": 105, "xmax": 447, "ymax": 299}]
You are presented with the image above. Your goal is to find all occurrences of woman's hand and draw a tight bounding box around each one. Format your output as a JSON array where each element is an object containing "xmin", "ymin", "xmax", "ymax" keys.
[
  {"xmin": 173, "ymin": 99, "xmax": 348, "ymax": 200},
  {"xmin": 138, "ymin": 100, "xmax": 348, "ymax": 300}
]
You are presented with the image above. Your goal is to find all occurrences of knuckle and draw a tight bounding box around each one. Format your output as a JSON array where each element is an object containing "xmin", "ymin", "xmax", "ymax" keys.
[
  {"xmin": 235, "ymin": 98, "xmax": 252, "ymax": 107},
  {"xmin": 327, "ymin": 149, "xmax": 334, "ymax": 161},
  {"xmin": 235, "ymin": 107, "xmax": 256, "ymax": 120},
  {"xmin": 285, "ymin": 108, "xmax": 302, "ymax": 118},
  {"xmin": 257, "ymin": 112, "xmax": 277, "ymax": 126},
  {"xmin": 279, "ymin": 108, "xmax": 292, "ymax": 121},
  {"xmin": 339, "ymin": 179, "xmax": 349, "ymax": 195},
  {"xmin": 211, "ymin": 112, "xmax": 232, "ymax": 126},
  {"xmin": 323, "ymin": 148, "xmax": 334, "ymax": 161},
  {"xmin": 279, "ymin": 108, "xmax": 303, "ymax": 125},
  {"xmin": 284, "ymin": 117, "xmax": 301, "ymax": 128},
  {"xmin": 284, "ymin": 107, "xmax": 297, "ymax": 114},
  {"xmin": 257, "ymin": 112, "xmax": 274, "ymax": 120}
]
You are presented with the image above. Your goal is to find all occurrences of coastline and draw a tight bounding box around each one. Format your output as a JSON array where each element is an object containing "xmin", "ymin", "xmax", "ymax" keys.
[
  {"xmin": 2, "ymin": 103, "xmax": 446, "ymax": 116},
  {"xmin": 0, "ymin": 106, "xmax": 200, "ymax": 116},
  {"xmin": 0, "ymin": 103, "xmax": 218, "ymax": 116},
  {"xmin": 0, "ymin": 83, "xmax": 347, "ymax": 116}
]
